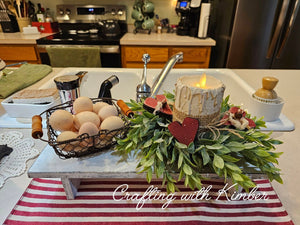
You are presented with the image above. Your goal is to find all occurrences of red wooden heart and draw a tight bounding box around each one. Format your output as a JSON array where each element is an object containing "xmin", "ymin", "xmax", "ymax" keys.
[{"xmin": 168, "ymin": 117, "xmax": 199, "ymax": 146}]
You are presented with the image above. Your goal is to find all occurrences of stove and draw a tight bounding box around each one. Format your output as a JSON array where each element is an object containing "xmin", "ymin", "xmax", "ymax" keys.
[
  {"xmin": 36, "ymin": 4, "xmax": 127, "ymax": 68},
  {"xmin": 37, "ymin": 32, "xmax": 123, "ymax": 45}
]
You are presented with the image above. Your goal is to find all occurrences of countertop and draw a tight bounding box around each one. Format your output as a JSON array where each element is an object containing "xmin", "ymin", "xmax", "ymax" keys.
[
  {"xmin": 0, "ymin": 32, "xmax": 215, "ymax": 46},
  {"xmin": 0, "ymin": 32, "xmax": 55, "ymax": 44},
  {"xmin": 0, "ymin": 68, "xmax": 299, "ymax": 224},
  {"xmin": 120, "ymin": 33, "xmax": 216, "ymax": 46}
]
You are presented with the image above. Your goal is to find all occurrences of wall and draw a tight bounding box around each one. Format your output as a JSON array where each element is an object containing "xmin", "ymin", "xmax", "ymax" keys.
[{"xmin": 30, "ymin": 0, "xmax": 180, "ymax": 25}]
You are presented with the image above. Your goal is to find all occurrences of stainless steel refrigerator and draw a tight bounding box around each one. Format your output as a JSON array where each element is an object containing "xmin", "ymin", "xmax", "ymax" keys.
[{"xmin": 209, "ymin": 0, "xmax": 300, "ymax": 69}]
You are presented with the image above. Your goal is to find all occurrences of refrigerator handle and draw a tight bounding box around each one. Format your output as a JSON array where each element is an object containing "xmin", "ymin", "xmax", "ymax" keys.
[
  {"xmin": 276, "ymin": 0, "xmax": 300, "ymax": 58},
  {"xmin": 266, "ymin": 0, "xmax": 291, "ymax": 59}
]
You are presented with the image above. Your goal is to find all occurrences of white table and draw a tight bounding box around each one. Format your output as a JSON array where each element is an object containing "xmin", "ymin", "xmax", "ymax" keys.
[
  {"xmin": 28, "ymin": 144, "xmax": 267, "ymax": 199},
  {"xmin": 0, "ymin": 69, "xmax": 299, "ymax": 224},
  {"xmin": 28, "ymin": 145, "xmax": 140, "ymax": 199}
]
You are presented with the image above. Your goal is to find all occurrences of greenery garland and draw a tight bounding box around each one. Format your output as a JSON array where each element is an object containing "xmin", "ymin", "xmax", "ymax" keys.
[{"xmin": 116, "ymin": 93, "xmax": 283, "ymax": 193}]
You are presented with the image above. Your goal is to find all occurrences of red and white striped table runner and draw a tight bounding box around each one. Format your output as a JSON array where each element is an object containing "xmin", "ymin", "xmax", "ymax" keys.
[{"xmin": 4, "ymin": 178, "xmax": 294, "ymax": 225}]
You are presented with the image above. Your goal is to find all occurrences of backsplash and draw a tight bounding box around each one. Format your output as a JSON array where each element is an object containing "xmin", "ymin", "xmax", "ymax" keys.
[{"xmin": 29, "ymin": 0, "xmax": 180, "ymax": 25}]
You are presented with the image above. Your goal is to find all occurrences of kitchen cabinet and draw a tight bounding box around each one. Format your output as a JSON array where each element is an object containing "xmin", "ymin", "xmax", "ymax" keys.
[
  {"xmin": 121, "ymin": 46, "xmax": 211, "ymax": 68},
  {"xmin": 0, "ymin": 44, "xmax": 41, "ymax": 65}
]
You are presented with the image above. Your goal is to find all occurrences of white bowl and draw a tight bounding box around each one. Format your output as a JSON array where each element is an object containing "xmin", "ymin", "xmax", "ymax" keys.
[{"xmin": 251, "ymin": 95, "xmax": 284, "ymax": 122}]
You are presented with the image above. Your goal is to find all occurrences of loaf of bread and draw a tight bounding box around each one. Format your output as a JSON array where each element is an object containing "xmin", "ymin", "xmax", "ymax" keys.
[{"xmin": 13, "ymin": 88, "xmax": 59, "ymax": 104}]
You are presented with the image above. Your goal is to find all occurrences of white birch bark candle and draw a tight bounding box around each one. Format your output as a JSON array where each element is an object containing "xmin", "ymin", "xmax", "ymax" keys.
[{"xmin": 173, "ymin": 74, "xmax": 225, "ymax": 126}]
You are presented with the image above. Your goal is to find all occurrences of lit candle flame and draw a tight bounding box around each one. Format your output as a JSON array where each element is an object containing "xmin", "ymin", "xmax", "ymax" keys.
[{"xmin": 195, "ymin": 74, "xmax": 207, "ymax": 88}]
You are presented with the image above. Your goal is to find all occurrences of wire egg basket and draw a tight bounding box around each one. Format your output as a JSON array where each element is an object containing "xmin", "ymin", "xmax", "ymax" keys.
[{"xmin": 33, "ymin": 98, "xmax": 130, "ymax": 159}]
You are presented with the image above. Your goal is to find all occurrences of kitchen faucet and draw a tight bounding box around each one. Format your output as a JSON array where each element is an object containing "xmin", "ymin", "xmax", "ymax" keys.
[
  {"xmin": 136, "ymin": 52, "xmax": 184, "ymax": 102},
  {"xmin": 151, "ymin": 52, "xmax": 183, "ymax": 97}
]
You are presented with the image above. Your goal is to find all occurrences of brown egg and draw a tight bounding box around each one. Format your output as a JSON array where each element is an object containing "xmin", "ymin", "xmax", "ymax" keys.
[
  {"xmin": 98, "ymin": 105, "xmax": 118, "ymax": 121},
  {"xmin": 99, "ymin": 116, "xmax": 124, "ymax": 145},
  {"xmin": 73, "ymin": 96, "xmax": 93, "ymax": 114},
  {"xmin": 57, "ymin": 131, "xmax": 79, "ymax": 152},
  {"xmin": 100, "ymin": 116, "xmax": 124, "ymax": 131},
  {"xmin": 78, "ymin": 122, "xmax": 100, "ymax": 147},
  {"xmin": 93, "ymin": 102, "xmax": 109, "ymax": 114},
  {"xmin": 74, "ymin": 111, "xmax": 100, "ymax": 129},
  {"xmin": 79, "ymin": 122, "xmax": 99, "ymax": 136},
  {"xmin": 49, "ymin": 109, "xmax": 74, "ymax": 131}
]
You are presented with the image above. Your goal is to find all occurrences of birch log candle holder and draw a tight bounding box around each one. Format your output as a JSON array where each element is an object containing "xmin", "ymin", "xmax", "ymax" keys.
[{"xmin": 173, "ymin": 74, "xmax": 225, "ymax": 126}]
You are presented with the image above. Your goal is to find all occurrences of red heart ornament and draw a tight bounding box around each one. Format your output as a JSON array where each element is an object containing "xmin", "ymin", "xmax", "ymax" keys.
[{"xmin": 168, "ymin": 117, "xmax": 199, "ymax": 146}]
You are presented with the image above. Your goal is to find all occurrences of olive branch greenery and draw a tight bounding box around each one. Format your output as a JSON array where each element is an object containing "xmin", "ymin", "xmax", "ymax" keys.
[{"xmin": 115, "ymin": 92, "xmax": 283, "ymax": 193}]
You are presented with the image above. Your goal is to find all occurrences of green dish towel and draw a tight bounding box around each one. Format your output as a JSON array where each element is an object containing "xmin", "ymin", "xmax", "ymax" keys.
[
  {"xmin": 0, "ymin": 64, "xmax": 52, "ymax": 99},
  {"xmin": 46, "ymin": 46, "xmax": 101, "ymax": 68}
]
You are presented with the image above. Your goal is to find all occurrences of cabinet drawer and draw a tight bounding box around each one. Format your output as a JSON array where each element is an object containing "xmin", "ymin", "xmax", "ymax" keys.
[
  {"xmin": 123, "ymin": 46, "xmax": 169, "ymax": 62},
  {"xmin": 170, "ymin": 47, "xmax": 210, "ymax": 63},
  {"xmin": 122, "ymin": 45, "xmax": 211, "ymax": 68},
  {"xmin": 0, "ymin": 45, "xmax": 38, "ymax": 61}
]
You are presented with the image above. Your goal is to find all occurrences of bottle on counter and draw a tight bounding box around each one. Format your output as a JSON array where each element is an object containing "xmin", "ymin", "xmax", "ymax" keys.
[
  {"xmin": 45, "ymin": 8, "xmax": 53, "ymax": 22},
  {"xmin": 157, "ymin": 25, "xmax": 162, "ymax": 34},
  {"xmin": 36, "ymin": 3, "xmax": 45, "ymax": 22}
]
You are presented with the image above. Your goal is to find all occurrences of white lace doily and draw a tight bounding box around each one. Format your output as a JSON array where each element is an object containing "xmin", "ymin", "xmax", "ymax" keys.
[{"xmin": 0, "ymin": 131, "xmax": 39, "ymax": 188}]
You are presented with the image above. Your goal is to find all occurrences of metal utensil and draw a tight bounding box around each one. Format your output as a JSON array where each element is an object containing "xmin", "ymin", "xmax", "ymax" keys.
[
  {"xmin": 0, "ymin": 59, "xmax": 27, "ymax": 71},
  {"xmin": 6, "ymin": 61, "xmax": 27, "ymax": 67}
]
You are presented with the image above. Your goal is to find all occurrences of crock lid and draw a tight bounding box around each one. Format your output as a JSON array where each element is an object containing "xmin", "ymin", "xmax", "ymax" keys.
[{"xmin": 54, "ymin": 75, "xmax": 80, "ymax": 90}]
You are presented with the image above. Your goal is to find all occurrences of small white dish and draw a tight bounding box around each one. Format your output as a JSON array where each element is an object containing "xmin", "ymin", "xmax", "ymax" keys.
[
  {"xmin": 1, "ymin": 95, "xmax": 60, "ymax": 118},
  {"xmin": 251, "ymin": 94, "xmax": 284, "ymax": 122}
]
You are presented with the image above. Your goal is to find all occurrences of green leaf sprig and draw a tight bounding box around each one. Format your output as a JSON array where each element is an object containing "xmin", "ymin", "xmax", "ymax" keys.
[{"xmin": 116, "ymin": 95, "xmax": 283, "ymax": 193}]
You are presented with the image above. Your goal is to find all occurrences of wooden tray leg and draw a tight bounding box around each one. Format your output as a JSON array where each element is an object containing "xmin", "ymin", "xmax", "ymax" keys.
[{"xmin": 61, "ymin": 177, "xmax": 81, "ymax": 200}]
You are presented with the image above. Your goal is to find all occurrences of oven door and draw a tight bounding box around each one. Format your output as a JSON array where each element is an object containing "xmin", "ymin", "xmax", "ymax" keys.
[{"xmin": 36, "ymin": 45, "xmax": 121, "ymax": 68}]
